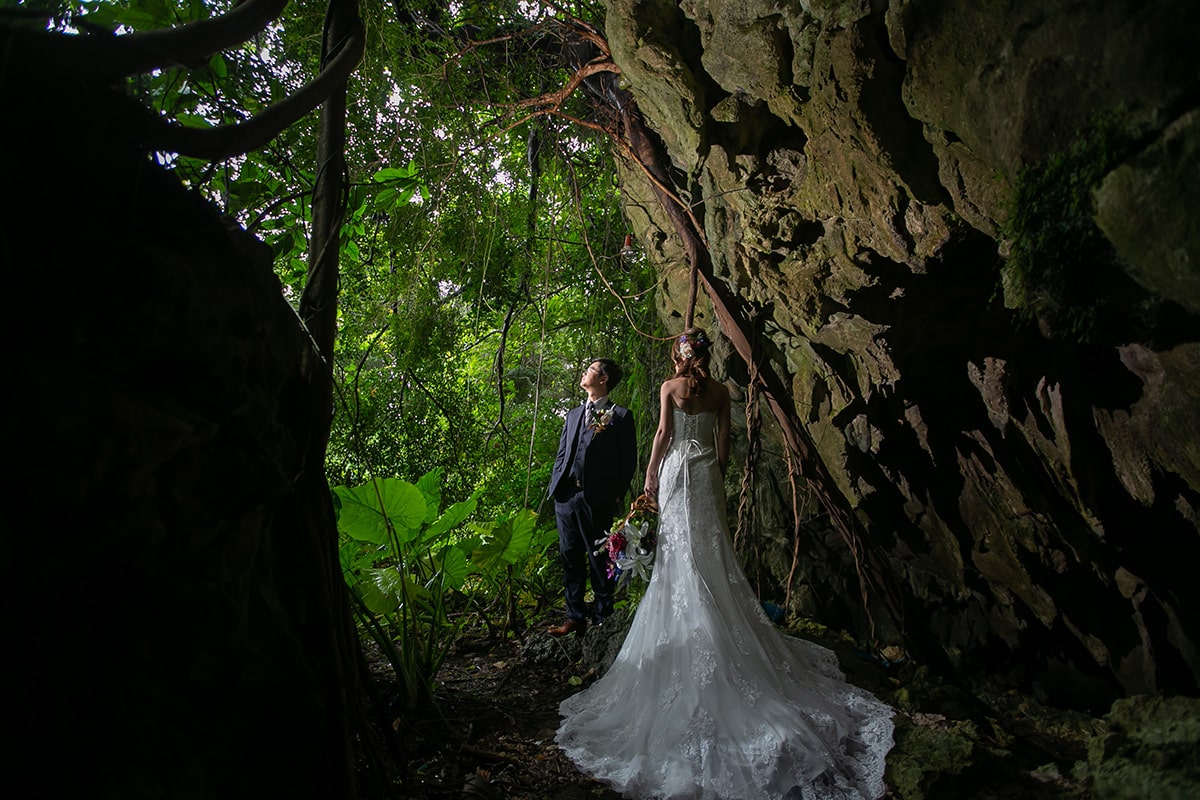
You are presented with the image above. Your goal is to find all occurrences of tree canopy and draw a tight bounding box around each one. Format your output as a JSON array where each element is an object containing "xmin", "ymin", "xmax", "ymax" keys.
[{"xmin": 27, "ymin": 0, "xmax": 665, "ymax": 506}]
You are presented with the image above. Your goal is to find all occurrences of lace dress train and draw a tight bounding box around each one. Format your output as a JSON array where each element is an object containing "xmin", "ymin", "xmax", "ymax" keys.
[{"xmin": 557, "ymin": 409, "xmax": 894, "ymax": 800}]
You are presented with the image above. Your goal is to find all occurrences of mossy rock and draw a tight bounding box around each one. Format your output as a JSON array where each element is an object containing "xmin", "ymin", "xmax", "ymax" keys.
[
  {"xmin": 885, "ymin": 714, "xmax": 979, "ymax": 799},
  {"xmin": 1087, "ymin": 695, "xmax": 1200, "ymax": 800}
]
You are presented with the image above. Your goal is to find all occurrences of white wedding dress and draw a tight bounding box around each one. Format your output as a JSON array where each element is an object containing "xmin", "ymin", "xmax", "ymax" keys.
[{"xmin": 557, "ymin": 408, "xmax": 894, "ymax": 800}]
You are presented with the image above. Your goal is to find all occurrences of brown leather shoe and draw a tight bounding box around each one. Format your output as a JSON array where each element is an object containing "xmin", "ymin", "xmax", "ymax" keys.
[{"xmin": 547, "ymin": 618, "xmax": 588, "ymax": 636}]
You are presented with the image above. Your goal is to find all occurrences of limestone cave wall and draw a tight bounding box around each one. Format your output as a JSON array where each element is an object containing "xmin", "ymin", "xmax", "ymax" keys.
[{"xmin": 606, "ymin": 0, "xmax": 1200, "ymax": 707}]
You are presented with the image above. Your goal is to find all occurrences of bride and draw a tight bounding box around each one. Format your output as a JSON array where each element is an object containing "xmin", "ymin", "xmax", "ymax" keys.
[{"xmin": 556, "ymin": 328, "xmax": 894, "ymax": 800}]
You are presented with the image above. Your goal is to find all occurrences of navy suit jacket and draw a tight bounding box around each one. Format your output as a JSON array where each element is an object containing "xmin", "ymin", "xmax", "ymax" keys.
[{"xmin": 548, "ymin": 401, "xmax": 637, "ymax": 512}]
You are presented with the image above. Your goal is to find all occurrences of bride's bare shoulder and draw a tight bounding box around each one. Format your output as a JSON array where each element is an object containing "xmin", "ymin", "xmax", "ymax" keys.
[
  {"xmin": 663, "ymin": 377, "xmax": 728, "ymax": 415},
  {"xmin": 661, "ymin": 377, "xmax": 689, "ymax": 395}
]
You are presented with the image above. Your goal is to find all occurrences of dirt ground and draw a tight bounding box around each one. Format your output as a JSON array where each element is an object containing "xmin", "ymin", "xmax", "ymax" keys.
[
  {"xmin": 353, "ymin": 611, "xmax": 1101, "ymax": 800},
  {"xmin": 356, "ymin": 616, "xmax": 625, "ymax": 800}
]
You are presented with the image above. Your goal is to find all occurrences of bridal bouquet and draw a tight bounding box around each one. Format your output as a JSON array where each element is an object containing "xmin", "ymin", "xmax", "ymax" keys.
[{"xmin": 595, "ymin": 493, "xmax": 659, "ymax": 586}]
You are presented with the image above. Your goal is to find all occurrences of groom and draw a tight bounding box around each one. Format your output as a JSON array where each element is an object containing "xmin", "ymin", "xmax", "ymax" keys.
[{"xmin": 547, "ymin": 358, "xmax": 637, "ymax": 635}]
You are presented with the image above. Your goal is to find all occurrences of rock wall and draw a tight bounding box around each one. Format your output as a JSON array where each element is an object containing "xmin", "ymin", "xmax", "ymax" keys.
[{"xmin": 607, "ymin": 0, "xmax": 1200, "ymax": 707}]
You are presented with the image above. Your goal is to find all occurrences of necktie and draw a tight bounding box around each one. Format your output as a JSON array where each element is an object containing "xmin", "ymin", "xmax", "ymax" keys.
[{"xmin": 580, "ymin": 403, "xmax": 594, "ymax": 440}]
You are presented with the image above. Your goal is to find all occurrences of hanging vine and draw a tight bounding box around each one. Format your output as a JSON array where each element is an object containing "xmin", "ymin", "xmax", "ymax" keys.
[{"xmin": 470, "ymin": 15, "xmax": 908, "ymax": 652}]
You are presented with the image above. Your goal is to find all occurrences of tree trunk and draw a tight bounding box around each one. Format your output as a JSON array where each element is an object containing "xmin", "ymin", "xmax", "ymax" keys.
[{"xmin": 3, "ymin": 16, "xmax": 361, "ymax": 797}]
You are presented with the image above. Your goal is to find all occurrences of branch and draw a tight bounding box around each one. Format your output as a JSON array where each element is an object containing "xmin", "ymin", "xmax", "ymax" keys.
[
  {"xmin": 510, "ymin": 61, "xmax": 620, "ymax": 113},
  {"xmin": 2, "ymin": 0, "xmax": 362, "ymax": 161},
  {"xmin": 299, "ymin": 0, "xmax": 361, "ymax": 370},
  {"xmin": 137, "ymin": 18, "xmax": 365, "ymax": 159},
  {"xmin": 487, "ymin": 298, "xmax": 519, "ymax": 445},
  {"xmin": 2, "ymin": 0, "xmax": 288, "ymax": 81}
]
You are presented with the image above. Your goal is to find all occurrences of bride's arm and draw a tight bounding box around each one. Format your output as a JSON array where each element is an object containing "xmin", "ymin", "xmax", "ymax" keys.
[
  {"xmin": 716, "ymin": 382, "xmax": 732, "ymax": 475},
  {"xmin": 643, "ymin": 382, "xmax": 675, "ymax": 497}
]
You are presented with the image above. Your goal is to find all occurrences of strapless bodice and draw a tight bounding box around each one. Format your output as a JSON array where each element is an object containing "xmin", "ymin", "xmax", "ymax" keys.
[{"xmin": 671, "ymin": 407, "xmax": 716, "ymax": 451}]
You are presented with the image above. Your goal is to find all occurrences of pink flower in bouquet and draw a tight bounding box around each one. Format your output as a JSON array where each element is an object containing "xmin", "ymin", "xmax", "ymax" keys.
[{"xmin": 594, "ymin": 494, "xmax": 659, "ymax": 586}]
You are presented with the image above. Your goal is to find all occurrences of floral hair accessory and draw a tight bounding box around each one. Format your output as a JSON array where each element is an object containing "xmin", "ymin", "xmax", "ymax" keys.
[{"xmin": 677, "ymin": 332, "xmax": 709, "ymax": 360}]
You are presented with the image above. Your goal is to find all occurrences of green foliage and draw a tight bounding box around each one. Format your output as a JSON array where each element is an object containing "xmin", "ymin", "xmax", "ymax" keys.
[
  {"xmin": 1002, "ymin": 118, "xmax": 1133, "ymax": 341},
  {"xmin": 336, "ymin": 478, "xmax": 429, "ymax": 545},
  {"xmin": 470, "ymin": 511, "xmax": 538, "ymax": 571},
  {"xmin": 55, "ymin": 0, "xmax": 662, "ymax": 504},
  {"xmin": 335, "ymin": 469, "xmax": 556, "ymax": 707}
]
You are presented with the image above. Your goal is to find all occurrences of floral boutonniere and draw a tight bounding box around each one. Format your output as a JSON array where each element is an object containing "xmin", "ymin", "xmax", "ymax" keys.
[{"xmin": 588, "ymin": 405, "xmax": 615, "ymax": 433}]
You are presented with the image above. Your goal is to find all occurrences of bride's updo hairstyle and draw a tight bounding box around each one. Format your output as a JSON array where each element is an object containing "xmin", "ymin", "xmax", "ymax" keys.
[{"xmin": 671, "ymin": 327, "xmax": 712, "ymax": 397}]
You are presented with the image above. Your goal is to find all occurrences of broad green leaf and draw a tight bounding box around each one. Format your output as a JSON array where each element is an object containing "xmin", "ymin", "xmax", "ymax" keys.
[
  {"xmin": 337, "ymin": 538, "xmax": 376, "ymax": 574},
  {"xmin": 229, "ymin": 180, "xmax": 270, "ymax": 198},
  {"xmin": 372, "ymin": 163, "xmax": 420, "ymax": 182},
  {"xmin": 470, "ymin": 509, "xmax": 537, "ymax": 571},
  {"xmin": 287, "ymin": 257, "xmax": 306, "ymax": 281},
  {"xmin": 97, "ymin": 7, "xmax": 159, "ymax": 30},
  {"xmin": 532, "ymin": 524, "xmax": 559, "ymax": 550},
  {"xmin": 438, "ymin": 545, "xmax": 470, "ymax": 591},
  {"xmin": 416, "ymin": 469, "xmax": 443, "ymax": 523},
  {"xmin": 371, "ymin": 163, "xmax": 425, "ymax": 208},
  {"xmin": 422, "ymin": 493, "xmax": 479, "ymax": 544},
  {"xmin": 396, "ymin": 184, "xmax": 418, "ymax": 206},
  {"xmin": 357, "ymin": 568, "xmax": 431, "ymax": 614},
  {"xmin": 354, "ymin": 570, "xmax": 396, "ymax": 614},
  {"xmin": 375, "ymin": 187, "xmax": 397, "ymax": 209},
  {"xmin": 239, "ymin": 161, "xmax": 265, "ymax": 183},
  {"xmin": 176, "ymin": 113, "xmax": 213, "ymax": 129},
  {"xmin": 457, "ymin": 534, "xmax": 483, "ymax": 553},
  {"xmin": 333, "ymin": 479, "xmax": 427, "ymax": 544},
  {"xmin": 78, "ymin": 5, "xmax": 122, "ymax": 28},
  {"xmin": 374, "ymin": 182, "xmax": 419, "ymax": 210},
  {"xmin": 141, "ymin": 0, "xmax": 173, "ymax": 26},
  {"xmin": 161, "ymin": 88, "xmax": 201, "ymax": 113},
  {"xmin": 347, "ymin": 185, "xmax": 369, "ymax": 218},
  {"xmin": 338, "ymin": 538, "xmax": 357, "ymax": 576}
]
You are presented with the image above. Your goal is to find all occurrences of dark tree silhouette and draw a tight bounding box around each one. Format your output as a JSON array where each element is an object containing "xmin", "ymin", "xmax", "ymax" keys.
[{"xmin": 3, "ymin": 2, "xmax": 371, "ymax": 796}]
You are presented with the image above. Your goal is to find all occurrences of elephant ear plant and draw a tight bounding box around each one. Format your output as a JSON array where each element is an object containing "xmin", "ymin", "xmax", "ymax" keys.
[{"xmin": 333, "ymin": 468, "xmax": 541, "ymax": 708}]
